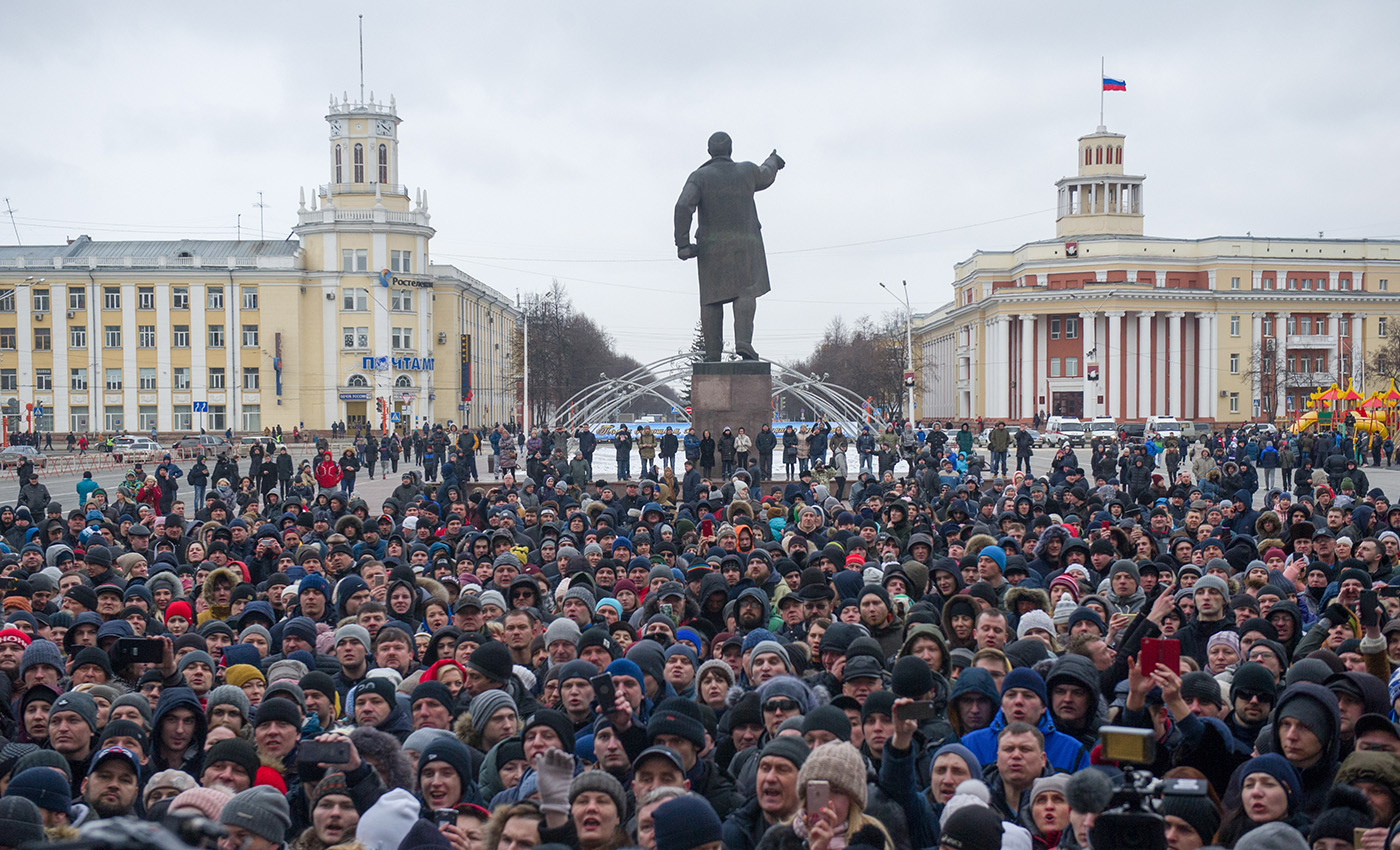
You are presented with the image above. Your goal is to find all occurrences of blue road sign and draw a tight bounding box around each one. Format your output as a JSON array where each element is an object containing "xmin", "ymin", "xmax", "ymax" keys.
[
  {"xmin": 192, "ymin": 401, "xmax": 208, "ymax": 412},
  {"xmin": 389, "ymin": 412, "xmax": 401, "ymax": 423}
]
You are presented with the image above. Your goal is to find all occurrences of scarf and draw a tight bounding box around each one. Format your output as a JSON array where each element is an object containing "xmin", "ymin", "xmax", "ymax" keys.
[{"xmin": 792, "ymin": 806, "xmax": 849, "ymax": 850}]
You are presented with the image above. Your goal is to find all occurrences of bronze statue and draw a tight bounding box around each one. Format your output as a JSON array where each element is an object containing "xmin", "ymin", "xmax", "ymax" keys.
[{"xmin": 674, "ymin": 132, "xmax": 785, "ymax": 361}]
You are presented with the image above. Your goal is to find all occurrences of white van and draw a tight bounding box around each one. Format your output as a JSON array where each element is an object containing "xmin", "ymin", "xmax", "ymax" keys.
[
  {"xmin": 1146, "ymin": 416, "xmax": 1183, "ymax": 439},
  {"xmin": 1087, "ymin": 418, "xmax": 1118, "ymax": 441},
  {"xmin": 1045, "ymin": 416, "xmax": 1086, "ymax": 447}
]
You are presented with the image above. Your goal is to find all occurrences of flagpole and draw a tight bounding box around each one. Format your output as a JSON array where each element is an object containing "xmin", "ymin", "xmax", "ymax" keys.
[{"xmin": 1100, "ymin": 56, "xmax": 1105, "ymax": 128}]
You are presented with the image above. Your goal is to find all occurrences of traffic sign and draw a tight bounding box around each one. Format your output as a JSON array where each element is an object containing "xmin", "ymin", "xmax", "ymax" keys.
[
  {"xmin": 192, "ymin": 401, "xmax": 208, "ymax": 413},
  {"xmin": 389, "ymin": 412, "xmax": 401, "ymax": 423},
  {"xmin": 31, "ymin": 405, "xmax": 43, "ymax": 417}
]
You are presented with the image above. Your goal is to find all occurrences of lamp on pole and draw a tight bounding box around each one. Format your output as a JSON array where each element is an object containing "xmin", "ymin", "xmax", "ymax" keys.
[{"xmin": 879, "ymin": 280, "xmax": 915, "ymax": 422}]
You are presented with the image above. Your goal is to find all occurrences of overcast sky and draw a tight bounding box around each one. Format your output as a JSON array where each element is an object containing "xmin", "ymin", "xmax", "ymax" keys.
[{"xmin": 4, "ymin": 2, "xmax": 1399, "ymax": 365}]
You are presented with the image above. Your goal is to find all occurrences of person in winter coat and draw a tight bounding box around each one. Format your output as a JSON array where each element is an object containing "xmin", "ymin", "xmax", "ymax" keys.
[
  {"xmin": 782, "ymin": 427, "xmax": 799, "ymax": 480},
  {"xmin": 637, "ymin": 426, "xmax": 656, "ymax": 474},
  {"xmin": 961, "ymin": 669, "xmax": 1091, "ymax": 774},
  {"xmin": 718, "ymin": 428, "xmax": 737, "ymax": 478},
  {"xmin": 755, "ymin": 424, "xmax": 777, "ymax": 481},
  {"xmin": 315, "ymin": 452, "xmax": 343, "ymax": 494},
  {"xmin": 734, "ymin": 427, "xmax": 753, "ymax": 472},
  {"xmin": 698, "ymin": 430, "xmax": 716, "ymax": 478},
  {"xmin": 660, "ymin": 426, "xmax": 679, "ymax": 469}
]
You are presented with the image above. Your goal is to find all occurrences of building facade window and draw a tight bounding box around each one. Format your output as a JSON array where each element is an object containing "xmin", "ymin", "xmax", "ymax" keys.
[
  {"xmin": 391, "ymin": 327, "xmax": 413, "ymax": 349},
  {"xmin": 1381, "ymin": 317, "xmax": 1389, "ymax": 337},
  {"xmin": 1050, "ymin": 318, "xmax": 1060, "ymax": 339},
  {"xmin": 390, "ymin": 250, "xmax": 412, "ymax": 272},
  {"xmin": 1340, "ymin": 317, "xmax": 1350, "ymax": 336},
  {"xmin": 242, "ymin": 405, "xmax": 261, "ymax": 432},
  {"xmin": 1263, "ymin": 316, "xmax": 1274, "ymax": 335},
  {"xmin": 391, "ymin": 289, "xmax": 414, "ymax": 311},
  {"xmin": 173, "ymin": 405, "xmax": 192, "ymax": 431},
  {"xmin": 378, "ymin": 144, "xmax": 388, "ymax": 183},
  {"xmin": 71, "ymin": 368, "xmax": 88, "ymax": 391},
  {"xmin": 173, "ymin": 325, "xmax": 190, "ymax": 347},
  {"xmin": 0, "ymin": 328, "xmax": 13, "ymax": 349},
  {"xmin": 208, "ymin": 287, "xmax": 224, "ymax": 310},
  {"xmin": 172, "ymin": 287, "xmax": 189, "ymax": 310},
  {"xmin": 346, "ymin": 374, "xmax": 368, "ymax": 387},
  {"xmin": 1381, "ymin": 279, "xmax": 1389, "ymax": 292},
  {"xmin": 33, "ymin": 328, "xmax": 50, "ymax": 350},
  {"xmin": 1065, "ymin": 317, "xmax": 1078, "ymax": 339},
  {"xmin": 104, "ymin": 326, "xmax": 121, "ymax": 348},
  {"xmin": 32, "ymin": 289, "xmax": 49, "ymax": 312},
  {"xmin": 104, "ymin": 287, "xmax": 121, "ymax": 310},
  {"xmin": 1230, "ymin": 316, "xmax": 1240, "ymax": 336},
  {"xmin": 208, "ymin": 405, "xmax": 226, "ymax": 431},
  {"xmin": 138, "ymin": 325, "xmax": 156, "ymax": 348},
  {"xmin": 70, "ymin": 408, "xmax": 88, "ymax": 431},
  {"xmin": 242, "ymin": 325, "xmax": 258, "ymax": 347},
  {"xmin": 1049, "ymin": 358, "xmax": 1061, "ymax": 378},
  {"xmin": 394, "ymin": 375, "xmax": 413, "ymax": 388},
  {"xmin": 69, "ymin": 290, "xmax": 86, "ymax": 311},
  {"xmin": 138, "ymin": 406, "xmax": 158, "ymax": 432},
  {"xmin": 35, "ymin": 369, "xmax": 51, "ymax": 391},
  {"xmin": 1065, "ymin": 357, "xmax": 1079, "ymax": 377},
  {"xmin": 242, "ymin": 368, "xmax": 259, "ymax": 390},
  {"xmin": 343, "ymin": 327, "xmax": 369, "ymax": 349},
  {"xmin": 209, "ymin": 368, "xmax": 225, "ymax": 389},
  {"xmin": 341, "ymin": 250, "xmax": 368, "ymax": 273},
  {"xmin": 70, "ymin": 326, "xmax": 85, "ymax": 348},
  {"xmin": 105, "ymin": 369, "xmax": 122, "ymax": 391},
  {"xmin": 174, "ymin": 367, "xmax": 190, "ymax": 389},
  {"xmin": 353, "ymin": 144, "xmax": 364, "ymax": 182},
  {"xmin": 1230, "ymin": 353, "xmax": 1239, "ymax": 374},
  {"xmin": 139, "ymin": 368, "xmax": 156, "ymax": 390},
  {"xmin": 335, "ymin": 145, "xmax": 342, "ymax": 183},
  {"xmin": 0, "ymin": 370, "xmax": 15, "ymax": 392},
  {"xmin": 241, "ymin": 287, "xmax": 258, "ymax": 310},
  {"xmin": 208, "ymin": 325, "xmax": 224, "ymax": 347},
  {"xmin": 342, "ymin": 288, "xmax": 368, "ymax": 310},
  {"xmin": 1231, "ymin": 276, "xmax": 1240, "ymax": 290},
  {"xmin": 104, "ymin": 407, "xmax": 122, "ymax": 431},
  {"xmin": 138, "ymin": 287, "xmax": 154, "ymax": 310},
  {"xmin": 1229, "ymin": 393, "xmax": 1239, "ymax": 413},
  {"xmin": 0, "ymin": 290, "xmax": 13, "ymax": 312}
]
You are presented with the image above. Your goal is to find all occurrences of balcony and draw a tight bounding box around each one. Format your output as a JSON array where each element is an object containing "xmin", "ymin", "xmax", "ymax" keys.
[
  {"xmin": 1285, "ymin": 333, "xmax": 1337, "ymax": 349},
  {"xmin": 319, "ymin": 183, "xmax": 408, "ymax": 197}
]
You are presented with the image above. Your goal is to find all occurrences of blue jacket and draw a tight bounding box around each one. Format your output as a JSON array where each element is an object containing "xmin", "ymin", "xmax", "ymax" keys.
[{"xmin": 961, "ymin": 706, "xmax": 1091, "ymax": 774}]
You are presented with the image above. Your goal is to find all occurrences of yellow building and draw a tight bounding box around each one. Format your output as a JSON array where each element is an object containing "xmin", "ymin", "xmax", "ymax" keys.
[
  {"xmin": 0, "ymin": 93, "xmax": 519, "ymax": 435},
  {"xmin": 915, "ymin": 126, "xmax": 1400, "ymax": 425}
]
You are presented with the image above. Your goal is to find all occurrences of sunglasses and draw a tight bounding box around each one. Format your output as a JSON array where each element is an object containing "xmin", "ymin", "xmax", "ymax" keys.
[
  {"xmin": 1235, "ymin": 691, "xmax": 1271, "ymax": 703},
  {"xmin": 764, "ymin": 698, "xmax": 801, "ymax": 713}
]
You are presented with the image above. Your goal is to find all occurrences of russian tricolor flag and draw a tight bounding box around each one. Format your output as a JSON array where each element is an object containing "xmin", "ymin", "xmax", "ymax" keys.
[{"xmin": 1102, "ymin": 77, "xmax": 1127, "ymax": 91}]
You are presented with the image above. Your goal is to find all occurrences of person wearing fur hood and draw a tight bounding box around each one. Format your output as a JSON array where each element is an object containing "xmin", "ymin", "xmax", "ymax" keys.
[{"xmin": 197, "ymin": 566, "xmax": 243, "ymax": 625}]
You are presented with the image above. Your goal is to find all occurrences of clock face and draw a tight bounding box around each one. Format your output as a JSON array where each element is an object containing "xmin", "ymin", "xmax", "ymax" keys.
[
  {"xmin": 376, "ymin": 119, "xmax": 393, "ymax": 136},
  {"xmin": 329, "ymin": 119, "xmax": 343, "ymax": 137}
]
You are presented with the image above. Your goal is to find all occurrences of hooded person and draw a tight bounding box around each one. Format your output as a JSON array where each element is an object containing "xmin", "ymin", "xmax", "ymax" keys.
[
  {"xmin": 1043, "ymin": 654, "xmax": 1103, "ymax": 750},
  {"xmin": 1269, "ymin": 682, "xmax": 1342, "ymax": 818},
  {"xmin": 960, "ymin": 668, "xmax": 1091, "ymax": 774},
  {"xmin": 151, "ymin": 687, "xmax": 208, "ymax": 775}
]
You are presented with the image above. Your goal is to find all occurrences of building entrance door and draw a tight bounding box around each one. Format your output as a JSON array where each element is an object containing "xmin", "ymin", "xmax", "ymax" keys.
[
  {"xmin": 1051, "ymin": 391, "xmax": 1084, "ymax": 418},
  {"xmin": 345, "ymin": 402, "xmax": 366, "ymax": 425}
]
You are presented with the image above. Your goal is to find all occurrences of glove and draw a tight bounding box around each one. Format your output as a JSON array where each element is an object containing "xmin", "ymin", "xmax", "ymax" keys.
[
  {"xmin": 534, "ymin": 747, "xmax": 574, "ymax": 816},
  {"xmin": 677, "ymin": 244, "xmax": 696, "ymax": 260},
  {"xmin": 1324, "ymin": 603, "xmax": 1353, "ymax": 628}
]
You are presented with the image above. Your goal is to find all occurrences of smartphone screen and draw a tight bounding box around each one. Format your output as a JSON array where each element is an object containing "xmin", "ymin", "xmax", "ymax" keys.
[
  {"xmin": 806, "ymin": 779, "xmax": 830, "ymax": 814},
  {"xmin": 1361, "ymin": 590, "xmax": 1380, "ymax": 628},
  {"xmin": 1140, "ymin": 637, "xmax": 1180, "ymax": 676}
]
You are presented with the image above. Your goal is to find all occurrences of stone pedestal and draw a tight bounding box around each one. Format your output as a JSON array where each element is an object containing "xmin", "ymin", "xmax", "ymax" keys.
[{"xmin": 691, "ymin": 360, "xmax": 772, "ymax": 451}]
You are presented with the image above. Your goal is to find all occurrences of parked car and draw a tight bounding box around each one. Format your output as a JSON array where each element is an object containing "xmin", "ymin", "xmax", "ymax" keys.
[
  {"xmin": 172, "ymin": 435, "xmax": 233, "ymax": 454},
  {"xmin": 0, "ymin": 446, "xmax": 47, "ymax": 469},
  {"xmin": 111, "ymin": 436, "xmax": 163, "ymax": 462},
  {"xmin": 1045, "ymin": 416, "xmax": 1086, "ymax": 448},
  {"xmin": 1119, "ymin": 423, "xmax": 1146, "ymax": 442},
  {"xmin": 238, "ymin": 436, "xmax": 271, "ymax": 457},
  {"xmin": 1180, "ymin": 421, "xmax": 1213, "ymax": 442}
]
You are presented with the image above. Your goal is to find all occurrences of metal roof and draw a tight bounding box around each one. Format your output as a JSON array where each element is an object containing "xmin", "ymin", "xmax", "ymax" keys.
[{"xmin": 0, "ymin": 236, "xmax": 300, "ymax": 261}]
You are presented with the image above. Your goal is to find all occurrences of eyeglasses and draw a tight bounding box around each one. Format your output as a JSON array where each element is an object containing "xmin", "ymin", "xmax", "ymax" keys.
[
  {"xmin": 764, "ymin": 698, "xmax": 801, "ymax": 713},
  {"xmin": 1235, "ymin": 691, "xmax": 1270, "ymax": 703}
]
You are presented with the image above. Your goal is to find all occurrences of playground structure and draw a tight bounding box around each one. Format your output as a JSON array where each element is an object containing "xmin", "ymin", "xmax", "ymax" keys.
[{"xmin": 1290, "ymin": 379, "xmax": 1400, "ymax": 440}]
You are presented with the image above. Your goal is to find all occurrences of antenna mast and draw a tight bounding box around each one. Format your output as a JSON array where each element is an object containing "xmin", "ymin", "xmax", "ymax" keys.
[
  {"xmin": 253, "ymin": 192, "xmax": 268, "ymax": 240},
  {"xmin": 359, "ymin": 15, "xmax": 365, "ymax": 102},
  {"xmin": 3, "ymin": 199, "xmax": 19, "ymax": 245}
]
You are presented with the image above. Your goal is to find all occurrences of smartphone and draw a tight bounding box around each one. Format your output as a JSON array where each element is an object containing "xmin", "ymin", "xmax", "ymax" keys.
[
  {"xmin": 1140, "ymin": 637, "xmax": 1180, "ymax": 677},
  {"xmin": 434, "ymin": 809, "xmax": 459, "ymax": 827},
  {"xmin": 661, "ymin": 603, "xmax": 673, "ymax": 620},
  {"xmin": 590, "ymin": 673, "xmax": 616, "ymax": 710},
  {"xmin": 114, "ymin": 637, "xmax": 165, "ymax": 665},
  {"xmin": 1380, "ymin": 587, "xmax": 1400, "ymax": 599},
  {"xmin": 1361, "ymin": 590, "xmax": 1381, "ymax": 628},
  {"xmin": 0, "ymin": 577, "xmax": 17, "ymax": 595},
  {"xmin": 1356, "ymin": 827, "xmax": 1369, "ymax": 849},
  {"xmin": 895, "ymin": 700, "xmax": 939, "ymax": 722},
  {"xmin": 300, "ymin": 740, "xmax": 352, "ymax": 765},
  {"xmin": 700, "ymin": 519, "xmax": 714, "ymax": 538},
  {"xmin": 806, "ymin": 779, "xmax": 830, "ymax": 814}
]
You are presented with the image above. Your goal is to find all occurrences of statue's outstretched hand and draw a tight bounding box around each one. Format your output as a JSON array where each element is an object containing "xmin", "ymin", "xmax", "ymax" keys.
[
  {"xmin": 771, "ymin": 149, "xmax": 786, "ymax": 169},
  {"xmin": 677, "ymin": 244, "xmax": 697, "ymax": 260}
]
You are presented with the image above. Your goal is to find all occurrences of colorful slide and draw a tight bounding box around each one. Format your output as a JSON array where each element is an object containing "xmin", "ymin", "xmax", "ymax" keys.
[{"xmin": 1293, "ymin": 410, "xmax": 1389, "ymax": 439}]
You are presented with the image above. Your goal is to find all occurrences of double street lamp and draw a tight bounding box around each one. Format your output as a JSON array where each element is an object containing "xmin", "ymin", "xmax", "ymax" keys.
[{"xmin": 879, "ymin": 280, "xmax": 914, "ymax": 421}]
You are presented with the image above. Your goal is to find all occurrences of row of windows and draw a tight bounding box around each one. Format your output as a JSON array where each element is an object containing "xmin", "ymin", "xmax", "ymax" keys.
[
  {"xmin": 0, "ymin": 324, "xmax": 259, "ymax": 350},
  {"xmin": 341, "ymin": 286, "xmax": 417, "ymax": 312},
  {"xmin": 4, "ymin": 286, "xmax": 259, "ymax": 314},
  {"xmin": 1223, "ymin": 315, "xmax": 1369, "ymax": 337},
  {"xmin": 334, "ymin": 143, "xmax": 389, "ymax": 184},
  {"xmin": 342, "ymin": 326, "xmax": 416, "ymax": 349},
  {"xmin": 340, "ymin": 251, "xmax": 414, "ymax": 275},
  {"xmin": 1085, "ymin": 145, "xmax": 1123, "ymax": 166},
  {"xmin": 1048, "ymin": 356, "xmax": 1080, "ymax": 378},
  {"xmin": 34, "ymin": 403, "xmax": 258, "ymax": 434},
  {"xmin": 1, "ymin": 367, "xmax": 259, "ymax": 392},
  {"xmin": 1048, "ymin": 316, "xmax": 1080, "ymax": 340},
  {"xmin": 346, "ymin": 374, "xmax": 415, "ymax": 389}
]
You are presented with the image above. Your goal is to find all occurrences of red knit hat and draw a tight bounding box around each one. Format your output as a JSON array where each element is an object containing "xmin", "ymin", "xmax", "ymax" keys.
[
  {"xmin": 165, "ymin": 600, "xmax": 194, "ymax": 624},
  {"xmin": 254, "ymin": 764, "xmax": 287, "ymax": 793}
]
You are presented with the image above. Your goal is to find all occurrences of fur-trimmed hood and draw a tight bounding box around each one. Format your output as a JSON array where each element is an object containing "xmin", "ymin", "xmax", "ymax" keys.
[{"xmin": 1004, "ymin": 586, "xmax": 1051, "ymax": 616}]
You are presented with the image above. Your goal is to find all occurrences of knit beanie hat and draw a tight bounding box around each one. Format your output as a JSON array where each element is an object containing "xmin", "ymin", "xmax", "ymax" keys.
[
  {"xmin": 799, "ymin": 706, "xmax": 850, "ymax": 743},
  {"xmin": 653, "ymin": 795, "xmax": 722, "ymax": 850},
  {"xmin": 176, "ymin": 650, "xmax": 215, "ymax": 675},
  {"xmin": 1193, "ymin": 574, "xmax": 1229, "ymax": 596},
  {"xmin": 748, "ymin": 640, "xmax": 793, "ymax": 673},
  {"xmin": 4, "ymin": 767, "xmax": 70, "ymax": 813},
  {"xmin": 1016, "ymin": 610, "xmax": 1056, "ymax": 641},
  {"xmin": 1206, "ymin": 630, "xmax": 1240, "ymax": 657},
  {"xmin": 12, "ymin": 749, "xmax": 69, "ymax": 780},
  {"xmin": 798, "ymin": 741, "xmax": 867, "ymax": 808},
  {"xmin": 568, "ymin": 769, "xmax": 625, "ymax": 815},
  {"xmin": 1179, "ymin": 672, "xmax": 1223, "ymax": 708},
  {"xmin": 1000, "ymin": 667, "xmax": 1048, "ymax": 705},
  {"xmin": 1231, "ymin": 662, "xmax": 1279, "ymax": 704},
  {"xmin": 939, "ymin": 804, "xmax": 1004, "ymax": 850},
  {"xmin": 333, "ymin": 624, "xmax": 372, "ymax": 654},
  {"xmin": 1066, "ymin": 607, "xmax": 1106, "ymax": 636},
  {"xmin": 468, "ymin": 690, "xmax": 517, "ymax": 735},
  {"xmin": 220, "ymin": 786, "xmax": 291, "ymax": 844},
  {"xmin": 170, "ymin": 785, "xmax": 234, "ymax": 821},
  {"xmin": 143, "ymin": 768, "xmax": 197, "ymax": 808},
  {"xmin": 523, "ymin": 709, "xmax": 576, "ymax": 754},
  {"xmin": 543, "ymin": 618, "xmax": 581, "ymax": 648},
  {"xmin": 754, "ymin": 675, "xmax": 814, "ymax": 713},
  {"xmin": 205, "ymin": 738, "xmax": 261, "ymax": 784},
  {"xmin": 1235, "ymin": 821, "xmax": 1310, "ymax": 850},
  {"xmin": 50, "ymin": 691, "xmax": 99, "ymax": 735},
  {"xmin": 1239, "ymin": 754, "xmax": 1302, "ymax": 813},
  {"xmin": 1051, "ymin": 594, "xmax": 1078, "ymax": 626},
  {"xmin": 0, "ymin": 797, "xmax": 45, "ymax": 848},
  {"xmin": 1109, "ymin": 559, "xmax": 1139, "ymax": 583},
  {"xmin": 356, "ymin": 677, "xmax": 398, "ymax": 711},
  {"xmin": 647, "ymin": 697, "xmax": 707, "ymax": 750},
  {"xmin": 1160, "ymin": 779, "xmax": 1222, "ymax": 846},
  {"xmin": 760, "ymin": 735, "xmax": 812, "ymax": 771},
  {"xmin": 891, "ymin": 655, "xmax": 936, "ymax": 699},
  {"xmin": 18, "ymin": 640, "xmax": 62, "ymax": 678},
  {"xmin": 695, "ymin": 658, "xmax": 735, "ymax": 689},
  {"xmin": 417, "ymin": 738, "xmax": 475, "ymax": 792},
  {"xmin": 207, "ymin": 685, "xmax": 252, "ymax": 721},
  {"xmin": 466, "ymin": 641, "xmax": 513, "ymax": 683},
  {"xmin": 311, "ymin": 772, "xmax": 354, "ymax": 810},
  {"xmin": 253, "ymin": 696, "xmax": 303, "ymax": 729},
  {"xmin": 224, "ymin": 664, "xmax": 266, "ymax": 689},
  {"xmin": 861, "ymin": 690, "xmax": 897, "ymax": 723}
]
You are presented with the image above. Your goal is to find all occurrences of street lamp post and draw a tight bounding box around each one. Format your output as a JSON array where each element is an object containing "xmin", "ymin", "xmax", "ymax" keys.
[{"xmin": 879, "ymin": 280, "xmax": 915, "ymax": 421}]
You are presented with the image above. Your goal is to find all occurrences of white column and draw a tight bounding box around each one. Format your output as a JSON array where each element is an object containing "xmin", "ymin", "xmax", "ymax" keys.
[
  {"xmin": 1036, "ymin": 316, "xmax": 1048, "ymax": 420},
  {"xmin": 1138, "ymin": 311, "xmax": 1153, "ymax": 417},
  {"xmin": 1275, "ymin": 312, "xmax": 1287, "ymax": 416},
  {"xmin": 1184, "ymin": 315, "xmax": 1197, "ymax": 419},
  {"xmin": 1155, "ymin": 313, "xmax": 1168, "ymax": 414},
  {"xmin": 1106, "ymin": 311, "xmax": 1123, "ymax": 419},
  {"xmin": 1196, "ymin": 315, "xmax": 1211, "ymax": 419},
  {"xmin": 992, "ymin": 315, "xmax": 1011, "ymax": 418},
  {"xmin": 1354, "ymin": 313, "xmax": 1366, "ymax": 387},
  {"xmin": 1080, "ymin": 310, "xmax": 1097, "ymax": 419},
  {"xmin": 1206, "ymin": 314, "xmax": 1218, "ymax": 419},
  {"xmin": 1251, "ymin": 313, "xmax": 1263, "ymax": 418},
  {"xmin": 1167, "ymin": 312, "xmax": 1184, "ymax": 417},
  {"xmin": 1020, "ymin": 316, "xmax": 1034, "ymax": 420}
]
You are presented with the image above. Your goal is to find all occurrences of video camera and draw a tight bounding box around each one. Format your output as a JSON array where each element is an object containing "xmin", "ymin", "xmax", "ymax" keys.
[
  {"xmin": 1088, "ymin": 727, "xmax": 1211, "ymax": 850},
  {"xmin": 36, "ymin": 813, "xmax": 226, "ymax": 850}
]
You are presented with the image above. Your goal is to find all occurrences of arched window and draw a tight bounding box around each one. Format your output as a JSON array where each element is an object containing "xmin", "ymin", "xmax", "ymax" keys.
[
  {"xmin": 378, "ymin": 144, "xmax": 388, "ymax": 184},
  {"xmin": 334, "ymin": 145, "xmax": 342, "ymax": 183},
  {"xmin": 394, "ymin": 375, "xmax": 413, "ymax": 388},
  {"xmin": 353, "ymin": 144, "xmax": 364, "ymax": 183},
  {"xmin": 1084, "ymin": 148, "xmax": 1092, "ymax": 166},
  {"xmin": 347, "ymin": 374, "xmax": 368, "ymax": 387},
  {"xmin": 1095, "ymin": 146, "xmax": 1103, "ymax": 164},
  {"xmin": 1115, "ymin": 146, "xmax": 1122, "ymax": 164}
]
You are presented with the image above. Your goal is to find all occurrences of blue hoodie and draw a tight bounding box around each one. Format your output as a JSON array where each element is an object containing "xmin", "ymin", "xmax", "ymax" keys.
[{"xmin": 961, "ymin": 704, "xmax": 1091, "ymax": 774}]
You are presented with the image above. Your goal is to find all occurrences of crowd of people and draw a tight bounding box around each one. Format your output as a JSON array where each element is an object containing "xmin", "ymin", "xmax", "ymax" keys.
[{"xmin": 0, "ymin": 415, "xmax": 1396, "ymax": 850}]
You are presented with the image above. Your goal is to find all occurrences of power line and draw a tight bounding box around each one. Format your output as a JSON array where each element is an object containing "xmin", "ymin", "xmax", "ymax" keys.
[{"xmin": 3, "ymin": 199, "xmax": 19, "ymax": 245}]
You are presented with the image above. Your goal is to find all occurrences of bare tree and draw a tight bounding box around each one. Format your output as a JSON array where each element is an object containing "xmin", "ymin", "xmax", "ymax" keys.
[{"xmin": 779, "ymin": 312, "xmax": 904, "ymax": 419}]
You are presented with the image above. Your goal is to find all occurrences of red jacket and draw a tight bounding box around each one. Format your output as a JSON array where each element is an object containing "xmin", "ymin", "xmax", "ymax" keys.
[{"xmin": 315, "ymin": 459, "xmax": 343, "ymax": 487}]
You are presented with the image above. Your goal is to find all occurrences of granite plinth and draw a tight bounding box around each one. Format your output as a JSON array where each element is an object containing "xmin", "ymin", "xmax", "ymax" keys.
[{"xmin": 691, "ymin": 361, "xmax": 772, "ymax": 451}]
